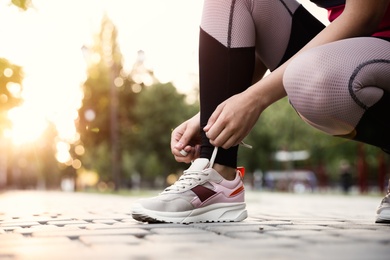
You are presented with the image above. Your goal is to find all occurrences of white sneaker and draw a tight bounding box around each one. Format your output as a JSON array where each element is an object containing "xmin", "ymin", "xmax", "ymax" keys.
[
  {"xmin": 132, "ymin": 148, "xmax": 247, "ymax": 224},
  {"xmin": 376, "ymin": 194, "xmax": 390, "ymax": 223}
]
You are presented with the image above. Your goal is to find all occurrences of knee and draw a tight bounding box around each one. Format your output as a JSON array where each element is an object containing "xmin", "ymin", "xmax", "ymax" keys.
[
  {"xmin": 283, "ymin": 50, "xmax": 334, "ymax": 118},
  {"xmin": 282, "ymin": 49, "xmax": 354, "ymax": 135}
]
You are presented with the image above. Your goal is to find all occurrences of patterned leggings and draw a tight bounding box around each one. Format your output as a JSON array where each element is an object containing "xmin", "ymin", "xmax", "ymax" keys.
[{"xmin": 199, "ymin": 0, "xmax": 390, "ymax": 168}]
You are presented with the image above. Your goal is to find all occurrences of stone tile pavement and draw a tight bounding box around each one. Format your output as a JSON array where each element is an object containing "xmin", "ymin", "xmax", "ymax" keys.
[{"xmin": 0, "ymin": 190, "xmax": 389, "ymax": 260}]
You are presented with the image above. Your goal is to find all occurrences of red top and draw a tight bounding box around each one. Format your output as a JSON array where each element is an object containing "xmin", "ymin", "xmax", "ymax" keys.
[{"xmin": 327, "ymin": 4, "xmax": 390, "ymax": 38}]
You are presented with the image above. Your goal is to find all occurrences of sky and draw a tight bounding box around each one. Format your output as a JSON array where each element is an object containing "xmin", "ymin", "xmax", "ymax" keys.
[{"xmin": 0, "ymin": 0, "xmax": 327, "ymax": 149}]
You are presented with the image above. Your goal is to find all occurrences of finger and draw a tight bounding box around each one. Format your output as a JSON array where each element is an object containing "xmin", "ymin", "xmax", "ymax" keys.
[
  {"xmin": 170, "ymin": 128, "xmax": 183, "ymax": 150},
  {"xmin": 206, "ymin": 113, "xmax": 228, "ymax": 142},
  {"xmin": 174, "ymin": 124, "xmax": 197, "ymax": 151},
  {"xmin": 209, "ymin": 128, "xmax": 230, "ymax": 148},
  {"xmin": 172, "ymin": 144, "xmax": 190, "ymax": 158},
  {"xmin": 209, "ymin": 125, "xmax": 243, "ymax": 149},
  {"xmin": 171, "ymin": 127, "xmax": 187, "ymax": 152},
  {"xmin": 222, "ymin": 135, "xmax": 241, "ymax": 149},
  {"xmin": 211, "ymin": 134, "xmax": 238, "ymax": 149},
  {"xmin": 203, "ymin": 103, "xmax": 224, "ymax": 132},
  {"xmin": 174, "ymin": 145, "xmax": 197, "ymax": 163},
  {"xmin": 179, "ymin": 149, "xmax": 188, "ymax": 156}
]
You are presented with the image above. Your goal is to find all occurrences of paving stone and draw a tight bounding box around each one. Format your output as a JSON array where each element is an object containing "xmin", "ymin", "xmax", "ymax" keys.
[
  {"xmin": 0, "ymin": 190, "xmax": 389, "ymax": 260},
  {"xmin": 0, "ymin": 236, "xmax": 71, "ymax": 248},
  {"xmin": 14, "ymin": 225, "xmax": 79, "ymax": 236},
  {"xmin": 0, "ymin": 233, "xmax": 25, "ymax": 245},
  {"xmin": 202, "ymin": 223, "xmax": 279, "ymax": 235},
  {"xmin": 145, "ymin": 232, "xmax": 233, "ymax": 243},
  {"xmin": 92, "ymin": 219, "xmax": 119, "ymax": 225},
  {"xmin": 0, "ymin": 226, "xmax": 23, "ymax": 233},
  {"xmin": 84, "ymin": 223, "xmax": 116, "ymax": 230},
  {"xmin": 250, "ymin": 220, "xmax": 294, "ymax": 226},
  {"xmin": 280, "ymin": 224, "xmax": 335, "ymax": 230},
  {"xmin": 79, "ymin": 235, "xmax": 141, "ymax": 246},
  {"xmin": 302, "ymin": 243, "xmax": 390, "ymax": 260},
  {"xmin": 149, "ymin": 227, "xmax": 210, "ymax": 235},
  {"xmin": 266, "ymin": 229, "xmax": 331, "ymax": 238},
  {"xmin": 0, "ymin": 243, "xmax": 90, "ymax": 260},
  {"xmin": 32, "ymin": 227, "xmax": 149, "ymax": 239},
  {"xmin": 112, "ymin": 221, "xmax": 140, "ymax": 227},
  {"xmin": 0, "ymin": 221, "xmax": 41, "ymax": 228},
  {"xmin": 300, "ymin": 233, "xmax": 355, "ymax": 244},
  {"xmin": 329, "ymin": 229, "xmax": 390, "ymax": 243},
  {"xmin": 47, "ymin": 220, "xmax": 89, "ymax": 227},
  {"xmin": 101, "ymin": 214, "xmax": 133, "ymax": 221}
]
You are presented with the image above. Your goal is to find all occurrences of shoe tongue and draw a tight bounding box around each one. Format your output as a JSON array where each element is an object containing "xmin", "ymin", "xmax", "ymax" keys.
[{"xmin": 188, "ymin": 158, "xmax": 210, "ymax": 171}]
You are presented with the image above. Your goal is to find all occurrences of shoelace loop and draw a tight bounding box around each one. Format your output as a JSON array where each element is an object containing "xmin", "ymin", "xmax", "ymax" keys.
[
  {"xmin": 164, "ymin": 144, "xmax": 251, "ymax": 193},
  {"xmin": 164, "ymin": 170, "xmax": 210, "ymax": 192}
]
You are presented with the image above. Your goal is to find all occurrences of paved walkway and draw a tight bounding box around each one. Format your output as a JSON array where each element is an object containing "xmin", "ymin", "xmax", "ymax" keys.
[{"xmin": 0, "ymin": 190, "xmax": 389, "ymax": 260}]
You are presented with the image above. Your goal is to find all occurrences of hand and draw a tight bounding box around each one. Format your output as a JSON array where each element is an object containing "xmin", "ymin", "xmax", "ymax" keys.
[
  {"xmin": 203, "ymin": 90, "xmax": 262, "ymax": 149},
  {"xmin": 171, "ymin": 113, "xmax": 201, "ymax": 163}
]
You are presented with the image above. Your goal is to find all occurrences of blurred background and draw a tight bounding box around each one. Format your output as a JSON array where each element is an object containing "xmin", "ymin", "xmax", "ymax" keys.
[{"xmin": 0, "ymin": 0, "xmax": 388, "ymax": 195}]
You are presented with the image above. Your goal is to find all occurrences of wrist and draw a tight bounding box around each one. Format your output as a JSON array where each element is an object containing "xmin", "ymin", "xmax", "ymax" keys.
[{"xmin": 246, "ymin": 72, "xmax": 287, "ymax": 110}]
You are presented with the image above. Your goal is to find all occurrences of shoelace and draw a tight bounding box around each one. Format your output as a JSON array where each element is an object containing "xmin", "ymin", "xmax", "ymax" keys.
[
  {"xmin": 164, "ymin": 142, "xmax": 251, "ymax": 192},
  {"xmin": 164, "ymin": 147, "xmax": 218, "ymax": 192},
  {"xmin": 164, "ymin": 171, "xmax": 209, "ymax": 192}
]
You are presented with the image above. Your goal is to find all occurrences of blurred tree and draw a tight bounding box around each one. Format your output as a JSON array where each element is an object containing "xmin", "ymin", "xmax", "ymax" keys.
[
  {"xmin": 10, "ymin": 0, "xmax": 32, "ymax": 10},
  {"xmin": 0, "ymin": 0, "xmax": 32, "ymax": 132},
  {"xmin": 0, "ymin": 58, "xmax": 24, "ymax": 190},
  {"xmin": 6, "ymin": 122, "xmax": 58, "ymax": 189},
  {"xmin": 0, "ymin": 58, "xmax": 23, "ymax": 135},
  {"xmin": 0, "ymin": 0, "xmax": 63, "ymax": 190},
  {"xmin": 239, "ymin": 97, "xmax": 386, "ymax": 187},
  {"xmin": 78, "ymin": 14, "xmax": 199, "ymax": 189},
  {"xmin": 79, "ymin": 15, "xmax": 126, "ymax": 187},
  {"xmin": 130, "ymin": 82, "xmax": 197, "ymax": 185}
]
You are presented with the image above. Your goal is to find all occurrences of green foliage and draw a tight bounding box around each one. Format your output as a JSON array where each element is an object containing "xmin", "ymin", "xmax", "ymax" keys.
[
  {"xmin": 78, "ymin": 15, "xmax": 197, "ymax": 188},
  {"xmin": 10, "ymin": 0, "xmax": 32, "ymax": 10},
  {"xmin": 0, "ymin": 0, "xmax": 63, "ymax": 190},
  {"xmin": 130, "ymin": 83, "xmax": 197, "ymax": 182},
  {"xmin": 239, "ymin": 97, "xmax": 385, "ymax": 184},
  {"xmin": 79, "ymin": 16, "xmax": 123, "ymax": 150},
  {"xmin": 0, "ymin": 58, "xmax": 23, "ymax": 133}
]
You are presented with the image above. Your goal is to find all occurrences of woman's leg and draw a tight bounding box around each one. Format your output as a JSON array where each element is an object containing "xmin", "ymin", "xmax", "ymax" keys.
[
  {"xmin": 284, "ymin": 37, "xmax": 390, "ymax": 150},
  {"xmin": 199, "ymin": 0, "xmax": 325, "ymax": 168},
  {"xmin": 131, "ymin": 0, "xmax": 326, "ymax": 224}
]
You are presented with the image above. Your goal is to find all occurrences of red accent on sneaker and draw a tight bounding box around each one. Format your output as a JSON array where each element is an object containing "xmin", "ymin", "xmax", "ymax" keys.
[
  {"xmin": 237, "ymin": 167, "xmax": 245, "ymax": 178},
  {"xmin": 230, "ymin": 185, "xmax": 244, "ymax": 197},
  {"xmin": 191, "ymin": 185, "xmax": 217, "ymax": 202}
]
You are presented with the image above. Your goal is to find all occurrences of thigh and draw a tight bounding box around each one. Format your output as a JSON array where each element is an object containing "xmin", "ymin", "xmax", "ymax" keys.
[
  {"xmin": 251, "ymin": 0, "xmax": 324, "ymax": 70},
  {"xmin": 201, "ymin": 0, "xmax": 325, "ymax": 70},
  {"xmin": 284, "ymin": 37, "xmax": 390, "ymax": 135}
]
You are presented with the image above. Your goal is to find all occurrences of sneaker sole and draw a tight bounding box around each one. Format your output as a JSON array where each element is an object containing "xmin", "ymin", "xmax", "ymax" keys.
[
  {"xmin": 132, "ymin": 202, "xmax": 247, "ymax": 224},
  {"xmin": 375, "ymin": 210, "xmax": 390, "ymax": 224}
]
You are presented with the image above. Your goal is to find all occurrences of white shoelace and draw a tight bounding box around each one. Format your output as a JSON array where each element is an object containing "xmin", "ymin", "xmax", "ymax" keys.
[
  {"xmin": 164, "ymin": 147, "xmax": 218, "ymax": 192},
  {"xmin": 164, "ymin": 142, "xmax": 251, "ymax": 192},
  {"xmin": 164, "ymin": 171, "xmax": 209, "ymax": 192}
]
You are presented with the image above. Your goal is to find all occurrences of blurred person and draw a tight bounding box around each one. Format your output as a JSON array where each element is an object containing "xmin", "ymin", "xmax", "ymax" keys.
[
  {"xmin": 132, "ymin": 0, "xmax": 390, "ymax": 224},
  {"xmin": 339, "ymin": 160, "xmax": 353, "ymax": 194}
]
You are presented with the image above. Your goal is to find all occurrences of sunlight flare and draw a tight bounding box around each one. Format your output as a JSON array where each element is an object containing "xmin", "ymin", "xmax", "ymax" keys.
[{"xmin": 7, "ymin": 106, "xmax": 48, "ymax": 146}]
